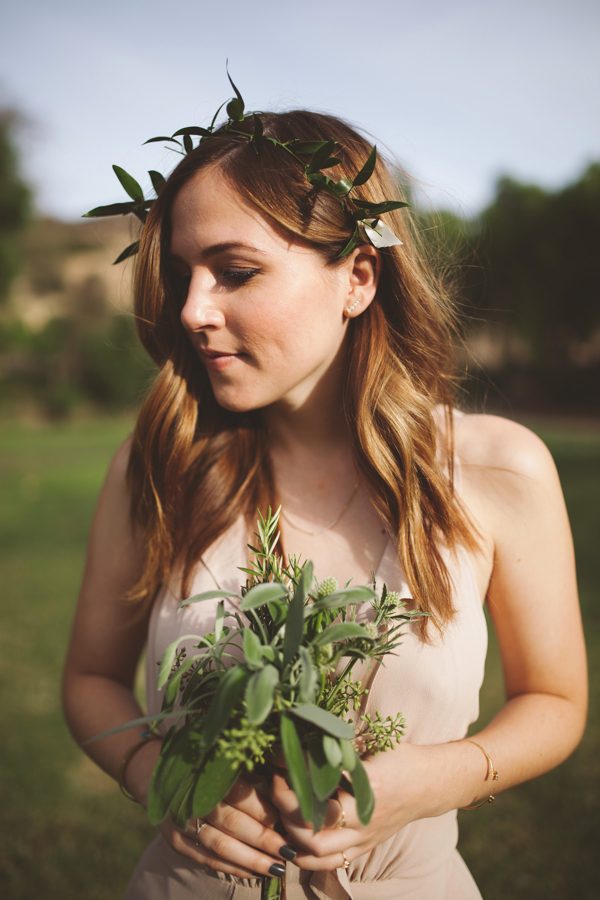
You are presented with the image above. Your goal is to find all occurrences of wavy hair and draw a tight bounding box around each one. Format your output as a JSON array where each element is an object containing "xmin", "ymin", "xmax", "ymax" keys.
[{"xmin": 126, "ymin": 110, "xmax": 480, "ymax": 639}]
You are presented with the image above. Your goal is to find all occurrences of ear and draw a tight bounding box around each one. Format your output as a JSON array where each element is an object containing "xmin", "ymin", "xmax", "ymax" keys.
[{"xmin": 343, "ymin": 244, "xmax": 381, "ymax": 319}]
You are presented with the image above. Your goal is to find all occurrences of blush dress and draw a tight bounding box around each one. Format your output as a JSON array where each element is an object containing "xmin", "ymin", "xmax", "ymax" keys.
[{"xmin": 124, "ymin": 423, "xmax": 487, "ymax": 899}]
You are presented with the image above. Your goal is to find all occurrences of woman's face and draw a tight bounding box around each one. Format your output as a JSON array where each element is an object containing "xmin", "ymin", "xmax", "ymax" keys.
[{"xmin": 168, "ymin": 166, "xmax": 372, "ymax": 415}]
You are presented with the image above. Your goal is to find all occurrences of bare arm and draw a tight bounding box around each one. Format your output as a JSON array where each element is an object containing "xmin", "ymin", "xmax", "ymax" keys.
[{"xmin": 61, "ymin": 437, "xmax": 160, "ymax": 805}]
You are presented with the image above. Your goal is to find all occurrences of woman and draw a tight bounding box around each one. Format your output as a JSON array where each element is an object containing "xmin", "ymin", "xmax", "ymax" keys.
[{"xmin": 62, "ymin": 106, "xmax": 588, "ymax": 899}]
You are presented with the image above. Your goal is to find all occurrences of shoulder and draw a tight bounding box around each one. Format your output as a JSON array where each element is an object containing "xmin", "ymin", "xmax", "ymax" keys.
[{"xmin": 453, "ymin": 411, "xmax": 559, "ymax": 488}]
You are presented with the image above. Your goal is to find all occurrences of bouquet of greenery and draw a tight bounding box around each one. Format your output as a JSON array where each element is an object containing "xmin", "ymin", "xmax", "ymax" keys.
[{"xmin": 93, "ymin": 507, "xmax": 422, "ymax": 898}]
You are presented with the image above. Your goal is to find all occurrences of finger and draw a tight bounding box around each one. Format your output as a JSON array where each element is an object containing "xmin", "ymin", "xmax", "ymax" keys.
[
  {"xmin": 225, "ymin": 779, "xmax": 279, "ymax": 829},
  {"xmin": 185, "ymin": 820, "xmax": 287, "ymax": 878},
  {"xmin": 279, "ymin": 817, "xmax": 364, "ymax": 858},
  {"xmin": 161, "ymin": 821, "xmax": 258, "ymax": 879},
  {"xmin": 294, "ymin": 844, "xmax": 366, "ymax": 872},
  {"xmin": 204, "ymin": 803, "xmax": 298, "ymax": 861}
]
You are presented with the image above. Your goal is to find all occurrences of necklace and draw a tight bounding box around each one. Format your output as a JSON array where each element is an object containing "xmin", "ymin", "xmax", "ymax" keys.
[{"xmin": 280, "ymin": 480, "xmax": 361, "ymax": 536}]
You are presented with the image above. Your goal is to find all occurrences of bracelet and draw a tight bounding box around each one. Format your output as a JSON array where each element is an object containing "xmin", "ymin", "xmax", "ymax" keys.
[
  {"xmin": 118, "ymin": 729, "xmax": 161, "ymax": 803},
  {"xmin": 460, "ymin": 739, "xmax": 499, "ymax": 811}
]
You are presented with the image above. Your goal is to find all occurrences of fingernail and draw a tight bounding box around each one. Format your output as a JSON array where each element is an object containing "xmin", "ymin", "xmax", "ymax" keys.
[
  {"xmin": 269, "ymin": 863, "xmax": 286, "ymax": 878},
  {"xmin": 279, "ymin": 844, "xmax": 297, "ymax": 861}
]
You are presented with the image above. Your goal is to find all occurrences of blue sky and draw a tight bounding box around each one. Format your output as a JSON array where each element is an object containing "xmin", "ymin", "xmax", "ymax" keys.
[{"xmin": 1, "ymin": 0, "xmax": 599, "ymax": 220}]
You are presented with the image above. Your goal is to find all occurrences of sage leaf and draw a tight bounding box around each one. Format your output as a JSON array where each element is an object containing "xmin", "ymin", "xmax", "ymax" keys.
[
  {"xmin": 340, "ymin": 738, "xmax": 357, "ymax": 772},
  {"xmin": 202, "ymin": 666, "xmax": 248, "ymax": 747},
  {"xmin": 190, "ymin": 753, "xmax": 241, "ymax": 818},
  {"xmin": 179, "ymin": 589, "xmax": 240, "ymax": 608},
  {"xmin": 309, "ymin": 586, "xmax": 375, "ymax": 613},
  {"xmin": 350, "ymin": 756, "xmax": 375, "ymax": 825},
  {"xmin": 281, "ymin": 714, "xmax": 313, "ymax": 824},
  {"xmin": 283, "ymin": 561, "xmax": 312, "ymax": 665},
  {"xmin": 312, "ymin": 622, "xmax": 370, "ymax": 646},
  {"xmin": 112, "ymin": 164, "xmax": 144, "ymax": 202},
  {"xmin": 158, "ymin": 633, "xmax": 205, "ymax": 690},
  {"xmin": 298, "ymin": 646, "xmax": 317, "ymax": 703},
  {"xmin": 322, "ymin": 734, "xmax": 343, "ymax": 768},
  {"xmin": 245, "ymin": 664, "xmax": 279, "ymax": 725},
  {"xmin": 242, "ymin": 627, "xmax": 263, "ymax": 668},
  {"xmin": 307, "ymin": 738, "xmax": 341, "ymax": 802},
  {"xmin": 291, "ymin": 704, "xmax": 354, "ymax": 740},
  {"xmin": 240, "ymin": 581, "xmax": 288, "ymax": 611}
]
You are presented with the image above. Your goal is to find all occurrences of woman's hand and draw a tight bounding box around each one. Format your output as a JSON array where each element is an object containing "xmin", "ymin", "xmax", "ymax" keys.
[
  {"xmin": 158, "ymin": 776, "xmax": 296, "ymax": 879},
  {"xmin": 270, "ymin": 743, "xmax": 432, "ymax": 872}
]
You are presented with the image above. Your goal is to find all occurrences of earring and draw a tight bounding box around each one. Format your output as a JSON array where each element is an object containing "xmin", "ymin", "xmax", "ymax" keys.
[{"xmin": 346, "ymin": 297, "xmax": 361, "ymax": 315}]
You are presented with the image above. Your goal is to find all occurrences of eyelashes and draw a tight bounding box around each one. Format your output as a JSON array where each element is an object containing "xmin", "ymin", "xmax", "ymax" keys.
[{"xmin": 170, "ymin": 268, "xmax": 260, "ymax": 290}]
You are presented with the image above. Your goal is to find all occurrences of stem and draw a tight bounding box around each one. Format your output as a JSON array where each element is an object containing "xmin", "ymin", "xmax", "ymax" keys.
[
  {"xmin": 261, "ymin": 875, "xmax": 283, "ymax": 899},
  {"xmin": 323, "ymin": 658, "xmax": 357, "ymax": 708}
]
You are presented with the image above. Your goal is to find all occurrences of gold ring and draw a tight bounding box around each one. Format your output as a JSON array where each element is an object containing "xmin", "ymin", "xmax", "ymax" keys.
[
  {"xmin": 335, "ymin": 797, "xmax": 346, "ymax": 829},
  {"xmin": 195, "ymin": 817, "xmax": 208, "ymax": 843},
  {"xmin": 341, "ymin": 851, "xmax": 350, "ymax": 871}
]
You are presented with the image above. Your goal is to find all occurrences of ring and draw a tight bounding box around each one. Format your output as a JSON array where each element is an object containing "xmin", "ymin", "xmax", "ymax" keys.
[
  {"xmin": 335, "ymin": 797, "xmax": 346, "ymax": 829},
  {"xmin": 341, "ymin": 851, "xmax": 350, "ymax": 871},
  {"xmin": 195, "ymin": 817, "xmax": 208, "ymax": 845}
]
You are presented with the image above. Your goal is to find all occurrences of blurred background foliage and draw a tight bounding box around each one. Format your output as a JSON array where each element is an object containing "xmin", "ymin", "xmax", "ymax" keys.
[{"xmin": 1, "ymin": 105, "xmax": 598, "ymax": 899}]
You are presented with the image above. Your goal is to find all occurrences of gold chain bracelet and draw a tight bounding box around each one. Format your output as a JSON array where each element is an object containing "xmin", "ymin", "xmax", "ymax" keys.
[
  {"xmin": 118, "ymin": 730, "xmax": 161, "ymax": 803},
  {"xmin": 460, "ymin": 738, "xmax": 499, "ymax": 810}
]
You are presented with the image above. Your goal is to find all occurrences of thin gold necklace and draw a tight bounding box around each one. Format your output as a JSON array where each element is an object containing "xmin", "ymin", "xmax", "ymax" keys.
[{"xmin": 280, "ymin": 480, "xmax": 361, "ymax": 536}]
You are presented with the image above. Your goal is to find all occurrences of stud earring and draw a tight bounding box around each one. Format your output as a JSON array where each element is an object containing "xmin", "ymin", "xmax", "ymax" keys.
[{"xmin": 346, "ymin": 297, "xmax": 361, "ymax": 315}]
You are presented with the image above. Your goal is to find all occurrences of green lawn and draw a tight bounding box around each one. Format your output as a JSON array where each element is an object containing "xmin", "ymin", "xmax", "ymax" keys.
[{"xmin": 0, "ymin": 415, "xmax": 598, "ymax": 899}]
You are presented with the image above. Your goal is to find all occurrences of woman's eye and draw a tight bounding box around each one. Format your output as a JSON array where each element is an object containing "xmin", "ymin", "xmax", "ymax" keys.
[{"xmin": 221, "ymin": 268, "xmax": 260, "ymax": 286}]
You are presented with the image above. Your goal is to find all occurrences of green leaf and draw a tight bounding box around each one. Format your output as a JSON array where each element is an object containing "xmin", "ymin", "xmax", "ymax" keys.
[
  {"xmin": 179, "ymin": 589, "xmax": 240, "ymax": 608},
  {"xmin": 157, "ymin": 633, "xmax": 204, "ymax": 690},
  {"xmin": 113, "ymin": 241, "xmax": 140, "ymax": 265},
  {"xmin": 214, "ymin": 600, "xmax": 225, "ymax": 642},
  {"xmin": 148, "ymin": 170, "xmax": 166, "ymax": 195},
  {"xmin": 163, "ymin": 654, "xmax": 203, "ymax": 706},
  {"xmin": 337, "ymin": 224, "xmax": 362, "ymax": 259},
  {"xmin": 202, "ymin": 666, "xmax": 249, "ymax": 747},
  {"xmin": 242, "ymin": 627, "xmax": 263, "ymax": 668},
  {"xmin": 245, "ymin": 664, "xmax": 279, "ymax": 725},
  {"xmin": 147, "ymin": 728, "xmax": 196, "ymax": 825},
  {"xmin": 328, "ymin": 178, "xmax": 353, "ymax": 198},
  {"xmin": 322, "ymin": 734, "xmax": 343, "ymax": 768},
  {"xmin": 340, "ymin": 739, "xmax": 357, "ymax": 772},
  {"xmin": 352, "ymin": 145, "xmax": 377, "ymax": 187},
  {"xmin": 298, "ymin": 646, "xmax": 317, "ymax": 703},
  {"xmin": 82, "ymin": 200, "xmax": 139, "ymax": 218},
  {"xmin": 291, "ymin": 704, "xmax": 354, "ymax": 740},
  {"xmin": 307, "ymin": 738, "xmax": 341, "ymax": 802},
  {"xmin": 350, "ymin": 756, "xmax": 375, "ymax": 825},
  {"xmin": 283, "ymin": 561, "xmax": 312, "ymax": 665},
  {"xmin": 112, "ymin": 165, "xmax": 144, "ymax": 202},
  {"xmin": 353, "ymin": 199, "xmax": 409, "ymax": 216},
  {"xmin": 191, "ymin": 752, "xmax": 240, "ymax": 818},
  {"xmin": 288, "ymin": 140, "xmax": 332, "ymax": 156},
  {"xmin": 183, "ymin": 134, "xmax": 193, "ymax": 154},
  {"xmin": 143, "ymin": 135, "xmax": 181, "ymax": 145},
  {"xmin": 225, "ymin": 63, "xmax": 245, "ymax": 121},
  {"xmin": 240, "ymin": 581, "xmax": 288, "ymax": 611},
  {"xmin": 312, "ymin": 622, "xmax": 371, "ymax": 646},
  {"xmin": 172, "ymin": 126, "xmax": 212, "ymax": 138},
  {"xmin": 281, "ymin": 714, "xmax": 313, "ymax": 824},
  {"xmin": 309, "ymin": 586, "xmax": 375, "ymax": 613},
  {"xmin": 306, "ymin": 140, "xmax": 337, "ymax": 173}
]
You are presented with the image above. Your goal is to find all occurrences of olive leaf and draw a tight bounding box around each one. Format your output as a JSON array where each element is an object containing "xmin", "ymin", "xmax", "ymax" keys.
[{"xmin": 112, "ymin": 165, "xmax": 144, "ymax": 202}]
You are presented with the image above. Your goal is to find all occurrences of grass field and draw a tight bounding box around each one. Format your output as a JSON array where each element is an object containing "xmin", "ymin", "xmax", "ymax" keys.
[{"xmin": 0, "ymin": 414, "xmax": 598, "ymax": 899}]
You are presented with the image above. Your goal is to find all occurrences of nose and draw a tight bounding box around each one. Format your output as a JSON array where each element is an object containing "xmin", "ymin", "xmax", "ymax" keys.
[{"xmin": 180, "ymin": 282, "xmax": 226, "ymax": 333}]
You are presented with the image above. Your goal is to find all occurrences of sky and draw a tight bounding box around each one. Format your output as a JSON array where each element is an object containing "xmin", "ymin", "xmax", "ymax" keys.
[{"xmin": 1, "ymin": 0, "xmax": 599, "ymax": 221}]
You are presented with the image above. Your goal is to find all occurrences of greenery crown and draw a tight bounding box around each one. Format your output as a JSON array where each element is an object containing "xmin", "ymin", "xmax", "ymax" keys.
[{"xmin": 83, "ymin": 68, "xmax": 409, "ymax": 265}]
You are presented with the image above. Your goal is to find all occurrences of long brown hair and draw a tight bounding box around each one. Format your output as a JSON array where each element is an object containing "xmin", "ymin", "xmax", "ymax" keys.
[{"xmin": 127, "ymin": 110, "xmax": 479, "ymax": 638}]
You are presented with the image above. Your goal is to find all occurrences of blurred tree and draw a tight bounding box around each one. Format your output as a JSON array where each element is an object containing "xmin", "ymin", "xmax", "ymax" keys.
[{"xmin": 0, "ymin": 108, "xmax": 32, "ymax": 304}]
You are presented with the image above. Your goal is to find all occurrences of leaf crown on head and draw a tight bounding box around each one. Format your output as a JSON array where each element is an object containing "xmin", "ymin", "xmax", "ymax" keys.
[{"xmin": 83, "ymin": 68, "xmax": 409, "ymax": 265}]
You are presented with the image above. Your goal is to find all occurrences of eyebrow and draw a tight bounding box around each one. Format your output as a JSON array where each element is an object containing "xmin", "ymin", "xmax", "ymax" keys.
[{"xmin": 168, "ymin": 241, "xmax": 267, "ymax": 262}]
